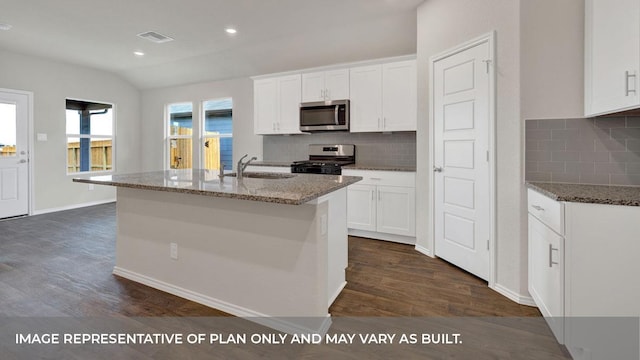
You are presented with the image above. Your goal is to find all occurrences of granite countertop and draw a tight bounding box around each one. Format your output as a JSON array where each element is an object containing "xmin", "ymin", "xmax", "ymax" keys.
[
  {"xmin": 73, "ymin": 169, "xmax": 362, "ymax": 205},
  {"xmin": 342, "ymin": 164, "xmax": 416, "ymax": 172},
  {"xmin": 526, "ymin": 182, "xmax": 640, "ymax": 206}
]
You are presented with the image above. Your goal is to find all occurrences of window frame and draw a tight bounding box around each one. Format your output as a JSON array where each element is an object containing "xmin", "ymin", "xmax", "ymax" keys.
[
  {"xmin": 65, "ymin": 98, "xmax": 116, "ymax": 175},
  {"xmin": 165, "ymin": 102, "xmax": 194, "ymax": 170},
  {"xmin": 200, "ymin": 98, "xmax": 233, "ymax": 171}
]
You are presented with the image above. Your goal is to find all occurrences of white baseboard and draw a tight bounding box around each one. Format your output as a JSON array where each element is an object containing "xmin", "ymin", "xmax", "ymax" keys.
[
  {"xmin": 328, "ymin": 281, "xmax": 347, "ymax": 307},
  {"xmin": 33, "ymin": 199, "xmax": 116, "ymax": 215},
  {"xmin": 414, "ymin": 244, "xmax": 434, "ymax": 257},
  {"xmin": 348, "ymin": 229, "xmax": 416, "ymax": 245},
  {"xmin": 491, "ymin": 283, "xmax": 537, "ymax": 307},
  {"xmin": 113, "ymin": 266, "xmax": 332, "ymax": 335}
]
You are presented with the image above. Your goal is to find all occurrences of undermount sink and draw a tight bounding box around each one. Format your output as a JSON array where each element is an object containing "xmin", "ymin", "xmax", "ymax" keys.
[{"xmin": 226, "ymin": 172, "xmax": 297, "ymax": 179}]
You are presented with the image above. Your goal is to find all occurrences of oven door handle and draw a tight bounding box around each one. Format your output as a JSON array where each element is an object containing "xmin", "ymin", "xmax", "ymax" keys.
[{"xmin": 334, "ymin": 105, "xmax": 339, "ymax": 125}]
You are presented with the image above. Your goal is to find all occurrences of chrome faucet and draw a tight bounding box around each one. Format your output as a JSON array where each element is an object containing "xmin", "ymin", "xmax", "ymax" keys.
[{"xmin": 237, "ymin": 154, "xmax": 257, "ymax": 179}]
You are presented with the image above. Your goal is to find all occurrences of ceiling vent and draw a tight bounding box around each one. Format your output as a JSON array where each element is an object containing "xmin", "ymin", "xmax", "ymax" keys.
[{"xmin": 137, "ymin": 31, "xmax": 174, "ymax": 44}]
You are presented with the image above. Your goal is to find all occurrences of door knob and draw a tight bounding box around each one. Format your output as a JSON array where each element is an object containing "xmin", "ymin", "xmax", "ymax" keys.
[
  {"xmin": 18, "ymin": 159, "xmax": 27, "ymax": 164},
  {"xmin": 433, "ymin": 166, "xmax": 443, "ymax": 172}
]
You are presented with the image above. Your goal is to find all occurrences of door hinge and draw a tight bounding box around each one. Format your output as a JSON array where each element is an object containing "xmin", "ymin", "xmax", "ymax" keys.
[
  {"xmin": 486, "ymin": 150, "xmax": 489, "ymax": 162},
  {"xmin": 482, "ymin": 59, "xmax": 492, "ymax": 74}
]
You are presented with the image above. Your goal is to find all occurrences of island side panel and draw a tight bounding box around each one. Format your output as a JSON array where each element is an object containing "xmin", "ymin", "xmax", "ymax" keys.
[
  {"xmin": 114, "ymin": 187, "xmax": 330, "ymax": 323},
  {"xmin": 322, "ymin": 188, "xmax": 348, "ymax": 307}
]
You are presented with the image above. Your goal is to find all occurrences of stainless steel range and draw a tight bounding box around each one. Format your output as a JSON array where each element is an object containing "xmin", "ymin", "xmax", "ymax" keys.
[{"xmin": 291, "ymin": 144, "xmax": 355, "ymax": 175}]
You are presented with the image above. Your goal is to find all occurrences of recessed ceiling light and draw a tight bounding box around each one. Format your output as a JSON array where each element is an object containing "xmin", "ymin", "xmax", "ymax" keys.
[
  {"xmin": 0, "ymin": 23, "xmax": 12, "ymax": 31},
  {"xmin": 133, "ymin": 51, "xmax": 145, "ymax": 57},
  {"xmin": 225, "ymin": 28, "xmax": 237, "ymax": 35}
]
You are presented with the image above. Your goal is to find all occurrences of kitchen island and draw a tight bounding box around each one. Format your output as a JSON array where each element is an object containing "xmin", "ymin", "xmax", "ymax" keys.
[{"xmin": 73, "ymin": 169, "xmax": 361, "ymax": 334}]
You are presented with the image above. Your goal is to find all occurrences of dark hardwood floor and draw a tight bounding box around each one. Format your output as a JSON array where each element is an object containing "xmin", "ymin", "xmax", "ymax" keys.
[{"xmin": 0, "ymin": 203, "xmax": 570, "ymax": 359}]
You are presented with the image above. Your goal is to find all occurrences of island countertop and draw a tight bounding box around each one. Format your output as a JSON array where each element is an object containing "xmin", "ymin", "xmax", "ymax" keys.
[{"xmin": 73, "ymin": 169, "xmax": 362, "ymax": 205}]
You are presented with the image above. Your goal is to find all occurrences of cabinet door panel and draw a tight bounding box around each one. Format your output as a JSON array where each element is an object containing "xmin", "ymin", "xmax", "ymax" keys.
[
  {"xmin": 350, "ymin": 65, "xmax": 382, "ymax": 132},
  {"xmin": 347, "ymin": 184, "xmax": 376, "ymax": 231},
  {"xmin": 302, "ymin": 72, "xmax": 325, "ymax": 102},
  {"xmin": 254, "ymin": 79, "xmax": 278, "ymax": 134},
  {"xmin": 382, "ymin": 60, "xmax": 417, "ymax": 131},
  {"xmin": 586, "ymin": 0, "xmax": 640, "ymax": 115},
  {"xmin": 528, "ymin": 214, "xmax": 564, "ymax": 343},
  {"xmin": 377, "ymin": 186, "xmax": 415, "ymax": 236},
  {"xmin": 325, "ymin": 69, "xmax": 350, "ymax": 100},
  {"xmin": 277, "ymin": 75, "xmax": 302, "ymax": 134}
]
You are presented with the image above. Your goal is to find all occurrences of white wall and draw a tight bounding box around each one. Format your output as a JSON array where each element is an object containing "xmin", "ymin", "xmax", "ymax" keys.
[
  {"xmin": 0, "ymin": 49, "xmax": 141, "ymax": 213},
  {"xmin": 140, "ymin": 78, "xmax": 261, "ymax": 172},
  {"xmin": 416, "ymin": 0, "xmax": 584, "ymax": 301}
]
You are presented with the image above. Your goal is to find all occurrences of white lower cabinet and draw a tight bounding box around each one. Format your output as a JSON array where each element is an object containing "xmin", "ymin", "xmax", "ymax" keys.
[
  {"xmin": 346, "ymin": 184, "xmax": 376, "ymax": 231},
  {"xmin": 528, "ymin": 213, "xmax": 564, "ymax": 343},
  {"xmin": 528, "ymin": 188, "xmax": 640, "ymax": 360},
  {"xmin": 343, "ymin": 169, "xmax": 416, "ymax": 244}
]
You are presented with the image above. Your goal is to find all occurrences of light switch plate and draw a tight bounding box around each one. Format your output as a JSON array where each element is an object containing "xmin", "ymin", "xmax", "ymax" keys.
[{"xmin": 37, "ymin": 133, "xmax": 48, "ymax": 141}]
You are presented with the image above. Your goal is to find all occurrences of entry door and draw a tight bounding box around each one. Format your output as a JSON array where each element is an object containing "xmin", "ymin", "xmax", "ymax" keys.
[
  {"xmin": 0, "ymin": 91, "xmax": 30, "ymax": 219},
  {"xmin": 433, "ymin": 40, "xmax": 491, "ymax": 280}
]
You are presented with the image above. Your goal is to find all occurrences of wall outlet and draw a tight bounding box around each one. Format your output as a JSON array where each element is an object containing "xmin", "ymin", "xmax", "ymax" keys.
[
  {"xmin": 88, "ymin": 184, "xmax": 94, "ymax": 191},
  {"xmin": 170, "ymin": 243, "xmax": 178, "ymax": 260}
]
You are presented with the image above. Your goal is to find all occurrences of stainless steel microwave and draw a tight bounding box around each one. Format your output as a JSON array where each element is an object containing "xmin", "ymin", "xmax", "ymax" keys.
[{"xmin": 299, "ymin": 100, "xmax": 349, "ymax": 132}]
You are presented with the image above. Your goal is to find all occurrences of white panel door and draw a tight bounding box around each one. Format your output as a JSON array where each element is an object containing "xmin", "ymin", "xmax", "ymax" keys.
[
  {"xmin": 377, "ymin": 185, "xmax": 415, "ymax": 236},
  {"xmin": 0, "ymin": 91, "xmax": 29, "ymax": 219},
  {"xmin": 346, "ymin": 184, "xmax": 376, "ymax": 231},
  {"xmin": 349, "ymin": 65, "xmax": 382, "ymax": 132},
  {"xmin": 382, "ymin": 60, "xmax": 417, "ymax": 131},
  {"xmin": 433, "ymin": 41, "xmax": 491, "ymax": 280}
]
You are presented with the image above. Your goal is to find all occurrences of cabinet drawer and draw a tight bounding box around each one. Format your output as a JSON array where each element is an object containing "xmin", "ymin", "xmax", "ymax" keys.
[
  {"xmin": 342, "ymin": 169, "xmax": 415, "ymax": 187},
  {"xmin": 527, "ymin": 189, "xmax": 564, "ymax": 235}
]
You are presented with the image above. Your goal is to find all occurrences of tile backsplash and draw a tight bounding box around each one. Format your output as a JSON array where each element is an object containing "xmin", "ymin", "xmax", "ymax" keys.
[
  {"xmin": 263, "ymin": 131, "xmax": 416, "ymax": 166},
  {"xmin": 525, "ymin": 117, "xmax": 640, "ymax": 186}
]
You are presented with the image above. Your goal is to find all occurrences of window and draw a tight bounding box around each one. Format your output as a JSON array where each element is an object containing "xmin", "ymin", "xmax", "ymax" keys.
[
  {"xmin": 66, "ymin": 99, "xmax": 114, "ymax": 173},
  {"xmin": 165, "ymin": 99, "xmax": 232, "ymax": 171},
  {"xmin": 202, "ymin": 98, "xmax": 232, "ymax": 171},
  {"xmin": 167, "ymin": 103, "xmax": 193, "ymax": 169},
  {"xmin": 0, "ymin": 102, "xmax": 17, "ymax": 157}
]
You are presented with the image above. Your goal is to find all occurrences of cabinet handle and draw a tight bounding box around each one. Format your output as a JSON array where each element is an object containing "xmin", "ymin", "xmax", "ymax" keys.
[
  {"xmin": 272, "ymin": 123, "xmax": 275, "ymax": 131},
  {"xmin": 371, "ymin": 190, "xmax": 374, "ymax": 201},
  {"xmin": 326, "ymin": 89, "xmax": 330, "ymax": 100},
  {"xmin": 321, "ymin": 89, "xmax": 324, "ymax": 99},
  {"xmin": 383, "ymin": 117, "xmax": 386, "ymax": 129},
  {"xmin": 626, "ymin": 71, "xmax": 637, "ymax": 96},
  {"xmin": 549, "ymin": 244, "xmax": 559, "ymax": 267},
  {"xmin": 532, "ymin": 205, "xmax": 545, "ymax": 211},
  {"xmin": 378, "ymin": 191, "xmax": 381, "ymax": 201}
]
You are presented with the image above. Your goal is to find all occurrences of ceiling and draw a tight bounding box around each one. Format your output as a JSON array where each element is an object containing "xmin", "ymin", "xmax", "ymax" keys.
[{"xmin": 0, "ymin": 0, "xmax": 423, "ymax": 89}]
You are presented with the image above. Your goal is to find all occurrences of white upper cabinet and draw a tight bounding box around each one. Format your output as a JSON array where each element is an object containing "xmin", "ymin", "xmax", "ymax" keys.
[
  {"xmin": 301, "ymin": 69, "xmax": 349, "ymax": 102},
  {"xmin": 382, "ymin": 61, "xmax": 418, "ymax": 131},
  {"xmin": 254, "ymin": 74, "xmax": 302, "ymax": 135},
  {"xmin": 585, "ymin": 0, "xmax": 640, "ymax": 116},
  {"xmin": 253, "ymin": 78, "xmax": 278, "ymax": 135},
  {"xmin": 349, "ymin": 65, "xmax": 383, "ymax": 132},
  {"xmin": 350, "ymin": 60, "xmax": 417, "ymax": 132}
]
